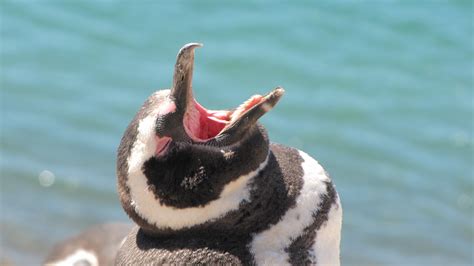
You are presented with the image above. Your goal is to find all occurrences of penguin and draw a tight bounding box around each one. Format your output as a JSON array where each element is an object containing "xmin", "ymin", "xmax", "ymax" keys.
[
  {"xmin": 116, "ymin": 43, "xmax": 342, "ymax": 265},
  {"xmin": 44, "ymin": 222, "xmax": 133, "ymax": 266}
]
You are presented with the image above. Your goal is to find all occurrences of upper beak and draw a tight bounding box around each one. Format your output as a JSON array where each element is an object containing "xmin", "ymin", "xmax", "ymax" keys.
[{"xmin": 170, "ymin": 43, "xmax": 203, "ymax": 112}]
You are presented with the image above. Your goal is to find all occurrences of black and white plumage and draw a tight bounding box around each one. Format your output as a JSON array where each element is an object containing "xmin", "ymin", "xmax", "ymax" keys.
[
  {"xmin": 44, "ymin": 223, "xmax": 132, "ymax": 266},
  {"xmin": 116, "ymin": 43, "xmax": 342, "ymax": 265}
]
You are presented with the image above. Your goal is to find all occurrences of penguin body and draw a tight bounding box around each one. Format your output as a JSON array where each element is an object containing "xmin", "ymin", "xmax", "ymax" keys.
[
  {"xmin": 116, "ymin": 43, "xmax": 342, "ymax": 265},
  {"xmin": 117, "ymin": 144, "xmax": 341, "ymax": 265},
  {"xmin": 44, "ymin": 222, "xmax": 132, "ymax": 266}
]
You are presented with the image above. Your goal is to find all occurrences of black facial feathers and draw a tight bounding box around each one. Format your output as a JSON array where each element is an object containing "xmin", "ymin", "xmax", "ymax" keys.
[{"xmin": 142, "ymin": 124, "xmax": 269, "ymax": 209}]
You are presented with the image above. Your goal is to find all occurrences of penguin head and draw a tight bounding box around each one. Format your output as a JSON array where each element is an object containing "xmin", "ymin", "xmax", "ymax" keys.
[
  {"xmin": 117, "ymin": 43, "xmax": 284, "ymax": 234},
  {"xmin": 154, "ymin": 43, "xmax": 284, "ymax": 148}
]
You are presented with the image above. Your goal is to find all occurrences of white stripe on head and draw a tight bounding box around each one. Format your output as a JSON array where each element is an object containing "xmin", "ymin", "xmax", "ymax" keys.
[
  {"xmin": 47, "ymin": 249, "xmax": 98, "ymax": 266},
  {"xmin": 249, "ymin": 150, "xmax": 341, "ymax": 266},
  {"xmin": 126, "ymin": 94, "xmax": 269, "ymax": 230},
  {"xmin": 312, "ymin": 195, "xmax": 342, "ymax": 266}
]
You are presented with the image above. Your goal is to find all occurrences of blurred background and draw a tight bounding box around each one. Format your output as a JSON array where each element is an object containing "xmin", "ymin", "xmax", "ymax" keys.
[{"xmin": 1, "ymin": 1, "xmax": 472, "ymax": 265}]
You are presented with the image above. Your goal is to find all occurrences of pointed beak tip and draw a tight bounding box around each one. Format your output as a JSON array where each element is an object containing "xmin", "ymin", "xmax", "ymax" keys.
[
  {"xmin": 184, "ymin": 42, "xmax": 203, "ymax": 49},
  {"xmin": 178, "ymin": 43, "xmax": 203, "ymax": 55},
  {"xmin": 274, "ymin": 87, "xmax": 285, "ymax": 97}
]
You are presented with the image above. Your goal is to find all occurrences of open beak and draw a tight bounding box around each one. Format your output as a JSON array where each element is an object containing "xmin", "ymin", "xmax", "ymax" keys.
[
  {"xmin": 170, "ymin": 43, "xmax": 203, "ymax": 112},
  {"xmin": 169, "ymin": 43, "xmax": 284, "ymax": 142}
]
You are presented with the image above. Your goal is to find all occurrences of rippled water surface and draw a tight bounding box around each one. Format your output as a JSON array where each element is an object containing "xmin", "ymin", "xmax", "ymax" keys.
[{"xmin": 1, "ymin": 1, "xmax": 473, "ymax": 265}]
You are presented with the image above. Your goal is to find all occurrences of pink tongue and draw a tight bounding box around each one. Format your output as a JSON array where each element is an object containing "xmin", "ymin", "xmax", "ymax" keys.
[
  {"xmin": 207, "ymin": 110, "xmax": 230, "ymax": 120},
  {"xmin": 185, "ymin": 95, "xmax": 265, "ymax": 141},
  {"xmin": 198, "ymin": 113, "xmax": 227, "ymax": 139}
]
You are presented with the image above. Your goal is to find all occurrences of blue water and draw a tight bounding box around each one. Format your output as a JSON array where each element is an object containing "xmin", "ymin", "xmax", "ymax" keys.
[{"xmin": 1, "ymin": 1, "xmax": 472, "ymax": 265}]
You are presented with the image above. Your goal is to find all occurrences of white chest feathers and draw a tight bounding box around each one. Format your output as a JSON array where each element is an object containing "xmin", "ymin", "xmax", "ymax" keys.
[{"xmin": 249, "ymin": 150, "xmax": 342, "ymax": 266}]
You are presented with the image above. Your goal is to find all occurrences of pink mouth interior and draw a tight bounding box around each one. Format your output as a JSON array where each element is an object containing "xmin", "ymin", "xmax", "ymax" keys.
[{"xmin": 184, "ymin": 95, "xmax": 264, "ymax": 141}]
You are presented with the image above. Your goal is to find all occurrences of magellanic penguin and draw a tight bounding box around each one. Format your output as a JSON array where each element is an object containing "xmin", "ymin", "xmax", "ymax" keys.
[
  {"xmin": 44, "ymin": 222, "xmax": 133, "ymax": 266},
  {"xmin": 116, "ymin": 43, "xmax": 342, "ymax": 265}
]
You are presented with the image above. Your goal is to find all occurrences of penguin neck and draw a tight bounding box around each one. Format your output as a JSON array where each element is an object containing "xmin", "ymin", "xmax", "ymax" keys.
[{"xmin": 122, "ymin": 123, "xmax": 270, "ymax": 233}]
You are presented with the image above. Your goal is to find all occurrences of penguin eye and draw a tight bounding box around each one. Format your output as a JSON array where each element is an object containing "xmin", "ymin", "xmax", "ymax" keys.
[{"xmin": 155, "ymin": 136, "xmax": 172, "ymax": 157}]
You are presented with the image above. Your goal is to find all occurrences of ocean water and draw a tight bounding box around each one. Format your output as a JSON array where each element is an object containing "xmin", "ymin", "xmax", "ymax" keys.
[{"xmin": 1, "ymin": 1, "xmax": 472, "ymax": 265}]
